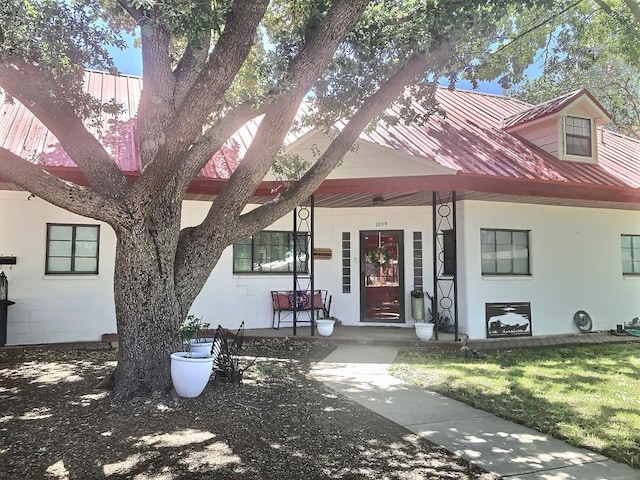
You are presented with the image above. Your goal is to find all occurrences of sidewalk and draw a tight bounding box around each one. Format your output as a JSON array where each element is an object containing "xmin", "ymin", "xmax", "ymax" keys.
[{"xmin": 310, "ymin": 345, "xmax": 639, "ymax": 480}]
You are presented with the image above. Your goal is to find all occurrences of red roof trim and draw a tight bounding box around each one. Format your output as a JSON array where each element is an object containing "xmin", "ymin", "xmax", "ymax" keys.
[
  {"xmin": 454, "ymin": 172, "xmax": 640, "ymax": 204},
  {"xmin": 1, "ymin": 72, "xmax": 637, "ymax": 207},
  {"xmin": 307, "ymin": 174, "xmax": 640, "ymax": 204},
  {"xmin": 3, "ymin": 170, "xmax": 638, "ymax": 205}
]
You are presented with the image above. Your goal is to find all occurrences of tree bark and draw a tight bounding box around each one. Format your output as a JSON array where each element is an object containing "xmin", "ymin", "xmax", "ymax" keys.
[{"xmin": 112, "ymin": 207, "xmax": 184, "ymax": 399}]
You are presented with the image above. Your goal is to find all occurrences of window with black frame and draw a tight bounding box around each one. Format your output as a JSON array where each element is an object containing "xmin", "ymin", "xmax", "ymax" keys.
[
  {"xmin": 46, "ymin": 223, "xmax": 100, "ymax": 274},
  {"xmin": 621, "ymin": 234, "xmax": 640, "ymax": 275},
  {"xmin": 481, "ymin": 229, "xmax": 530, "ymax": 275},
  {"xmin": 233, "ymin": 231, "xmax": 309, "ymax": 273}
]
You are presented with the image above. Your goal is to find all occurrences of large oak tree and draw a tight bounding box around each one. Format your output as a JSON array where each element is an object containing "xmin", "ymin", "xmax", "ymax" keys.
[{"xmin": 0, "ymin": 0, "xmax": 552, "ymax": 399}]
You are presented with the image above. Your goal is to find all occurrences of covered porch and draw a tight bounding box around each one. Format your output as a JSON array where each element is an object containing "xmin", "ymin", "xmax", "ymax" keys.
[
  {"xmin": 244, "ymin": 325, "xmax": 640, "ymax": 351},
  {"xmin": 277, "ymin": 190, "xmax": 460, "ymax": 340}
]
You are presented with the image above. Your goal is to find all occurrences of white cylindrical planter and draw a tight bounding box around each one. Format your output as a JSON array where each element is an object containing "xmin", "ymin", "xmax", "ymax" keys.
[
  {"xmin": 189, "ymin": 339, "xmax": 213, "ymax": 355},
  {"xmin": 170, "ymin": 352, "xmax": 214, "ymax": 398},
  {"xmin": 414, "ymin": 322, "xmax": 434, "ymax": 341},
  {"xmin": 316, "ymin": 319, "xmax": 335, "ymax": 337}
]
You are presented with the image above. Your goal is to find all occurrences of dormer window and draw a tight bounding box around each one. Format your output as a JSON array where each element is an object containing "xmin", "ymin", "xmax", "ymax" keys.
[
  {"xmin": 565, "ymin": 116, "xmax": 592, "ymax": 157},
  {"xmin": 502, "ymin": 89, "xmax": 611, "ymax": 165}
]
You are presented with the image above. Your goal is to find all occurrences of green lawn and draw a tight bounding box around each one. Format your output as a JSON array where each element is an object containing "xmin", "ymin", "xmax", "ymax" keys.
[{"xmin": 390, "ymin": 343, "xmax": 640, "ymax": 468}]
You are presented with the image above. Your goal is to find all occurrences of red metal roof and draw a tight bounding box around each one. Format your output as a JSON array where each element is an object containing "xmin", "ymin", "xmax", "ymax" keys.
[
  {"xmin": 354, "ymin": 87, "xmax": 638, "ymax": 189},
  {"xmin": 0, "ymin": 70, "xmax": 239, "ymax": 179},
  {"xmin": 0, "ymin": 71, "xmax": 638, "ymax": 200},
  {"xmin": 352, "ymin": 88, "xmax": 640, "ymax": 188}
]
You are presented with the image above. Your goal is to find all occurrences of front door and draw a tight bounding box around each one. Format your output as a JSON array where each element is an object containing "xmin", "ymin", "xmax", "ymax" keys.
[{"xmin": 360, "ymin": 230, "xmax": 404, "ymax": 322}]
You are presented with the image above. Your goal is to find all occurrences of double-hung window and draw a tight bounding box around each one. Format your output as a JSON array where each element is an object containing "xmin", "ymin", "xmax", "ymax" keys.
[
  {"xmin": 233, "ymin": 231, "xmax": 309, "ymax": 274},
  {"xmin": 621, "ymin": 235, "xmax": 640, "ymax": 275},
  {"xmin": 565, "ymin": 116, "xmax": 592, "ymax": 157},
  {"xmin": 481, "ymin": 229, "xmax": 530, "ymax": 275},
  {"xmin": 46, "ymin": 224, "xmax": 100, "ymax": 274}
]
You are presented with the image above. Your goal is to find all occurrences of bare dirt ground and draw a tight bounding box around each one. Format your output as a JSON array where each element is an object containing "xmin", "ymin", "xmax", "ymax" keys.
[{"xmin": 0, "ymin": 340, "xmax": 498, "ymax": 479}]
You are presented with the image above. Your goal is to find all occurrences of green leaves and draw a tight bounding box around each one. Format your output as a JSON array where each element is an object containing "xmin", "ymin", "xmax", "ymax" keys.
[
  {"xmin": 0, "ymin": 1, "xmax": 128, "ymax": 121},
  {"xmin": 1, "ymin": 1, "xmax": 123, "ymax": 72},
  {"xmin": 177, "ymin": 314, "xmax": 210, "ymax": 343},
  {"xmin": 505, "ymin": 0, "xmax": 640, "ymax": 137},
  {"xmin": 270, "ymin": 149, "xmax": 310, "ymax": 182}
]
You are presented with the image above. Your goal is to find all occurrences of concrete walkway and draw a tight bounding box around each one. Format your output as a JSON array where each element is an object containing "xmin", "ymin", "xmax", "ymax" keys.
[{"xmin": 310, "ymin": 345, "xmax": 639, "ymax": 480}]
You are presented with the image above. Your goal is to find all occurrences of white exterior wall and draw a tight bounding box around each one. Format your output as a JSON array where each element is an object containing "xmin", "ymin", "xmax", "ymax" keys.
[
  {"xmin": 188, "ymin": 203, "xmax": 433, "ymax": 331},
  {"xmin": 457, "ymin": 200, "xmax": 640, "ymax": 339},
  {"xmin": 0, "ymin": 191, "xmax": 117, "ymax": 344},
  {"xmin": 293, "ymin": 137, "xmax": 453, "ymax": 179},
  {"xmin": 2, "ymin": 189, "xmax": 639, "ymax": 345},
  {"xmin": 0, "ymin": 191, "xmax": 434, "ymax": 344}
]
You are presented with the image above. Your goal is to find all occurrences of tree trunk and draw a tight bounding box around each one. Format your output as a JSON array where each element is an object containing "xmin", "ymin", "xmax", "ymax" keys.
[{"xmin": 112, "ymin": 221, "xmax": 183, "ymax": 400}]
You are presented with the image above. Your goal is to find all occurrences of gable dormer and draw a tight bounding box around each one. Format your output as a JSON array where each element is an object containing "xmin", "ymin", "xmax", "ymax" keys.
[{"xmin": 503, "ymin": 89, "xmax": 612, "ymax": 164}]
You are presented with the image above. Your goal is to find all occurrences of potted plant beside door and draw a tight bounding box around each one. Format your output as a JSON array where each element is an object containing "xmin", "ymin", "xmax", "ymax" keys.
[
  {"xmin": 411, "ymin": 287, "xmax": 433, "ymax": 341},
  {"xmin": 170, "ymin": 315, "xmax": 215, "ymax": 398}
]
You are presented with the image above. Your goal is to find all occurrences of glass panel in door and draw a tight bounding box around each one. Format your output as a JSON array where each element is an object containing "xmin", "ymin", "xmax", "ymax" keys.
[{"xmin": 360, "ymin": 231, "xmax": 404, "ymax": 322}]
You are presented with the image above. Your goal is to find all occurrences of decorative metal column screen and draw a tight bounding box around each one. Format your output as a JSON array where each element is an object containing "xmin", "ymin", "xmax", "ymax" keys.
[
  {"xmin": 292, "ymin": 196, "xmax": 315, "ymax": 335},
  {"xmin": 432, "ymin": 191, "xmax": 459, "ymax": 341}
]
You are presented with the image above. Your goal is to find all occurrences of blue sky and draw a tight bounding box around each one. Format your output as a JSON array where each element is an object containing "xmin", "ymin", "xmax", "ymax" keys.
[
  {"xmin": 107, "ymin": 35, "xmax": 508, "ymax": 96},
  {"xmin": 106, "ymin": 34, "xmax": 141, "ymax": 75}
]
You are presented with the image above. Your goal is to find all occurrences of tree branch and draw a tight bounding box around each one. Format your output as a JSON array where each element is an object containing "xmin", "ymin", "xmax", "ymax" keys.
[
  {"xmin": 0, "ymin": 147, "xmax": 127, "ymax": 224},
  {"xmin": 127, "ymin": 101, "xmax": 265, "ymax": 214},
  {"xmin": 0, "ymin": 61, "xmax": 130, "ymax": 198},
  {"xmin": 171, "ymin": 0, "xmax": 269, "ymax": 132},
  {"xmin": 175, "ymin": 102, "xmax": 267, "ymax": 193},
  {"xmin": 493, "ymin": 0, "xmax": 583, "ymax": 56},
  {"xmin": 116, "ymin": 0, "xmax": 145, "ymax": 24},
  {"xmin": 173, "ymin": 32, "xmax": 212, "ymax": 107},
  {"xmin": 204, "ymin": 0, "xmax": 372, "ymax": 222},
  {"xmin": 136, "ymin": 12, "xmax": 176, "ymax": 170},
  {"xmin": 126, "ymin": 0, "xmax": 269, "ymax": 216},
  {"xmin": 237, "ymin": 51, "xmax": 438, "ymax": 239},
  {"xmin": 173, "ymin": 0, "xmax": 372, "ymax": 303},
  {"xmin": 623, "ymin": 0, "xmax": 640, "ymax": 23}
]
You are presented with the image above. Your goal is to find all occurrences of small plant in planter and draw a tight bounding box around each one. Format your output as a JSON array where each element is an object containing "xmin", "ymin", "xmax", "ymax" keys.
[
  {"xmin": 410, "ymin": 288, "xmax": 424, "ymax": 299},
  {"xmin": 427, "ymin": 307, "xmax": 454, "ymax": 333},
  {"xmin": 171, "ymin": 315, "xmax": 214, "ymax": 398},
  {"xmin": 177, "ymin": 315, "xmax": 211, "ymax": 356}
]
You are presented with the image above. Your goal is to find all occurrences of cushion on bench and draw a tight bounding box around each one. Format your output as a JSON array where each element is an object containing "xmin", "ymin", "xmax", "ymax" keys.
[
  {"xmin": 271, "ymin": 290, "xmax": 325, "ymax": 311},
  {"xmin": 272, "ymin": 292, "xmax": 292, "ymax": 310},
  {"xmin": 312, "ymin": 292, "xmax": 323, "ymax": 308}
]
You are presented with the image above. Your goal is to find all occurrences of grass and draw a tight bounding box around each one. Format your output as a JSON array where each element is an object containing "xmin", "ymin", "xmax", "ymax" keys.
[{"xmin": 390, "ymin": 343, "xmax": 640, "ymax": 468}]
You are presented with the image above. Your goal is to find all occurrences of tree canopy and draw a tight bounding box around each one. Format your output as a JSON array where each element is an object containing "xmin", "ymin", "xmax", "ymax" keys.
[
  {"xmin": 1, "ymin": 0, "xmax": 594, "ymax": 399},
  {"xmin": 502, "ymin": 0, "xmax": 640, "ymax": 137}
]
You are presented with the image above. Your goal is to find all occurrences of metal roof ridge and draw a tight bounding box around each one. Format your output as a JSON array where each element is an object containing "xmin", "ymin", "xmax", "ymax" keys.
[
  {"xmin": 435, "ymin": 84, "xmax": 532, "ymax": 106},
  {"xmin": 502, "ymin": 89, "xmax": 582, "ymax": 123},
  {"xmin": 599, "ymin": 126, "xmax": 640, "ymax": 144},
  {"xmin": 84, "ymin": 68, "xmax": 143, "ymax": 80},
  {"xmin": 501, "ymin": 88, "xmax": 614, "ymax": 131}
]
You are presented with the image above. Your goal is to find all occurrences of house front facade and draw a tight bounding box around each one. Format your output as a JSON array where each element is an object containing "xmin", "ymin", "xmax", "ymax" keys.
[{"xmin": 0, "ymin": 72, "xmax": 638, "ymax": 345}]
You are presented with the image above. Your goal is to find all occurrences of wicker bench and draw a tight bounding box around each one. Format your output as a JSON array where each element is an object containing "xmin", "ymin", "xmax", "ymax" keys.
[{"xmin": 271, "ymin": 290, "xmax": 331, "ymax": 329}]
